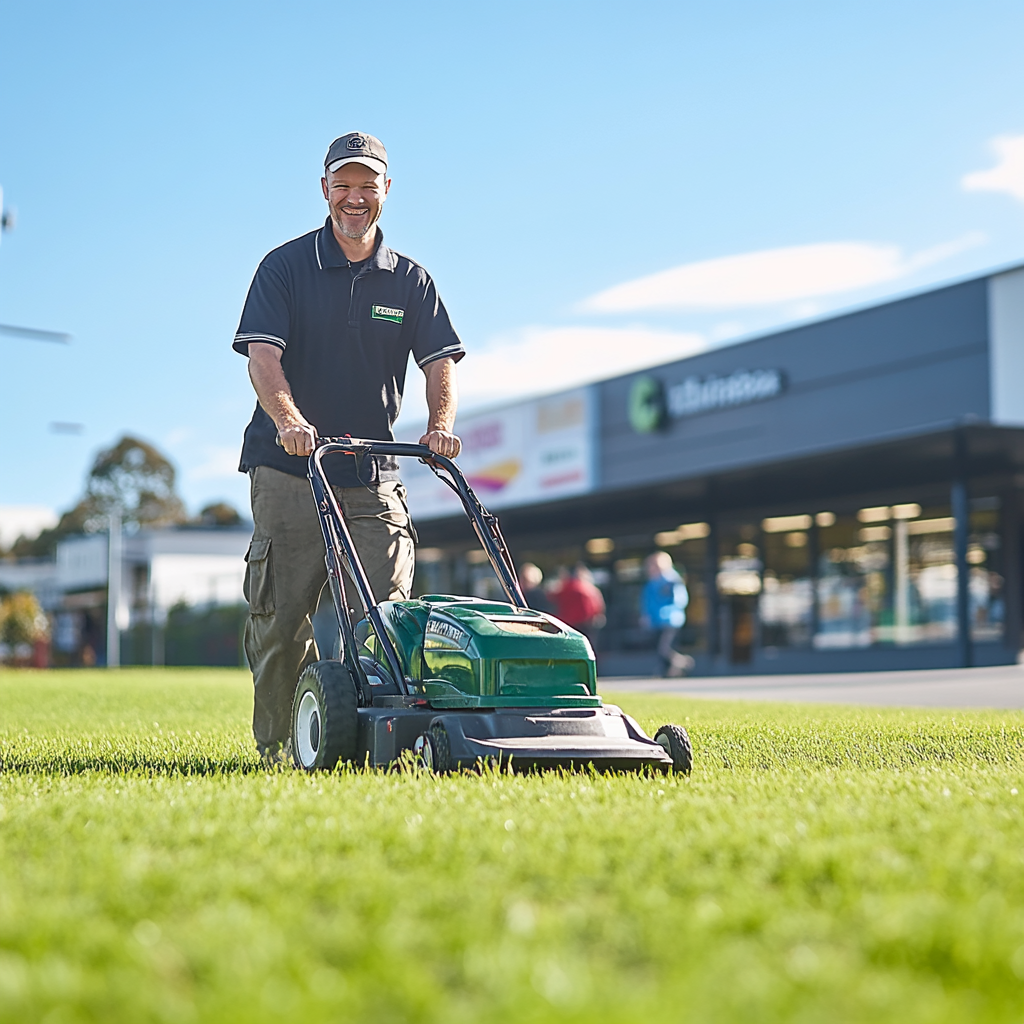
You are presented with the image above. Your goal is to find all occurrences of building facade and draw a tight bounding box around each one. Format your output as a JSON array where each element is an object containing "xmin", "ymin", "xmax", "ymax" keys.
[
  {"xmin": 405, "ymin": 265, "xmax": 1024, "ymax": 675},
  {"xmin": 0, "ymin": 526, "xmax": 250, "ymax": 666}
]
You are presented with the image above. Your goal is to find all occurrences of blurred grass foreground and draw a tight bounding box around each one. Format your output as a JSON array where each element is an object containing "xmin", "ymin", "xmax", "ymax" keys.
[{"xmin": 1, "ymin": 668, "xmax": 1024, "ymax": 1023}]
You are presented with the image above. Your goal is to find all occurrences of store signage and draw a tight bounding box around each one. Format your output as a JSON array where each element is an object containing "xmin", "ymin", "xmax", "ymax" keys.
[
  {"xmin": 399, "ymin": 386, "xmax": 595, "ymax": 520},
  {"xmin": 629, "ymin": 368, "xmax": 785, "ymax": 433}
]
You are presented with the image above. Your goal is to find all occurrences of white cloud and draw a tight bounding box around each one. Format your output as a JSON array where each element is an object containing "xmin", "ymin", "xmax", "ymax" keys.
[
  {"xmin": 456, "ymin": 325, "xmax": 707, "ymax": 408},
  {"xmin": 579, "ymin": 235, "xmax": 985, "ymax": 313},
  {"xmin": 0, "ymin": 505, "xmax": 57, "ymax": 547},
  {"xmin": 963, "ymin": 134, "xmax": 1024, "ymax": 203}
]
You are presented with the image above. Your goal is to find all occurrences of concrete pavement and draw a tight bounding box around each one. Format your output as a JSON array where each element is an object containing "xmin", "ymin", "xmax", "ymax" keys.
[{"xmin": 601, "ymin": 663, "xmax": 1024, "ymax": 709}]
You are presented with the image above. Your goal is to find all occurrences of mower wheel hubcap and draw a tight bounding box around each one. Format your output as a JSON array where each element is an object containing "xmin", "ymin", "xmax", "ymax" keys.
[
  {"xmin": 414, "ymin": 733, "xmax": 433, "ymax": 770},
  {"xmin": 296, "ymin": 690, "xmax": 322, "ymax": 766}
]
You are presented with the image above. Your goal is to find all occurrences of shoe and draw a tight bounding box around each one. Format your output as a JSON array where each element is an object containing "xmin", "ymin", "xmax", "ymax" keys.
[{"xmin": 666, "ymin": 654, "xmax": 695, "ymax": 678}]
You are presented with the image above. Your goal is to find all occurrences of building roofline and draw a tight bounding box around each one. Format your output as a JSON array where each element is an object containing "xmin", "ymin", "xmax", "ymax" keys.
[
  {"xmin": 448, "ymin": 256, "xmax": 1024, "ymax": 421},
  {"xmin": 663, "ymin": 256, "xmax": 1024, "ymax": 366}
]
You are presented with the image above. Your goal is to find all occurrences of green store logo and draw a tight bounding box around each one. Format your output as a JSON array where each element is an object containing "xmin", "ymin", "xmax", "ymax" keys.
[
  {"xmin": 628, "ymin": 375, "xmax": 668, "ymax": 434},
  {"xmin": 371, "ymin": 305, "xmax": 404, "ymax": 324}
]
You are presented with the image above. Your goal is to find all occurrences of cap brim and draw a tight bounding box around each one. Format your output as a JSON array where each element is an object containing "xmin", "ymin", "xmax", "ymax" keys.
[{"xmin": 326, "ymin": 156, "xmax": 388, "ymax": 176}]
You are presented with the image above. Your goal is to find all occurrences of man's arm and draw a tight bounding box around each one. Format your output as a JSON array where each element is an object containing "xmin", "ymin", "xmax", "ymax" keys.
[
  {"xmin": 247, "ymin": 343, "xmax": 317, "ymax": 457},
  {"xmin": 419, "ymin": 357, "xmax": 462, "ymax": 458}
]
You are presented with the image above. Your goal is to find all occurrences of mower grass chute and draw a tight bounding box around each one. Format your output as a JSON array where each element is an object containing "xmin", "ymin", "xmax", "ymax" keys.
[{"xmin": 288, "ymin": 437, "xmax": 692, "ymax": 775}]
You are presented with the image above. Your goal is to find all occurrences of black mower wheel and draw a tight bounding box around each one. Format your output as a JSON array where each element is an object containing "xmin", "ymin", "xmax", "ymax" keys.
[
  {"xmin": 291, "ymin": 661, "xmax": 358, "ymax": 770},
  {"xmin": 655, "ymin": 724, "xmax": 693, "ymax": 774},
  {"xmin": 414, "ymin": 722, "xmax": 453, "ymax": 773}
]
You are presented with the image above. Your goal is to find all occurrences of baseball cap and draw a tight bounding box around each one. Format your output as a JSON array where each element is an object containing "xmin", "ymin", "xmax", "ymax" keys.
[{"xmin": 324, "ymin": 132, "xmax": 388, "ymax": 176}]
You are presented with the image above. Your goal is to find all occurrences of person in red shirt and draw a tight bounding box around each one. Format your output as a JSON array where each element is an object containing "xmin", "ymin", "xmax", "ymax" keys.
[{"xmin": 551, "ymin": 563, "xmax": 606, "ymax": 648}]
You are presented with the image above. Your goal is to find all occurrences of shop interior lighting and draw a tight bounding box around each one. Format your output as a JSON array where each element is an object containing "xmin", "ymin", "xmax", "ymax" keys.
[
  {"xmin": 465, "ymin": 549, "xmax": 490, "ymax": 564},
  {"xmin": 762, "ymin": 514, "xmax": 812, "ymax": 533},
  {"xmin": 585, "ymin": 537, "xmax": 615, "ymax": 555},
  {"xmin": 891, "ymin": 503, "xmax": 922, "ymax": 519},
  {"xmin": 967, "ymin": 546, "xmax": 987, "ymax": 564},
  {"xmin": 417, "ymin": 547, "xmax": 444, "ymax": 563},
  {"xmin": 655, "ymin": 523, "xmax": 711, "ymax": 546},
  {"xmin": 784, "ymin": 532, "xmax": 808, "ymax": 548},
  {"xmin": 859, "ymin": 525, "xmax": 892, "ymax": 542},
  {"xmin": 815, "ymin": 511, "xmax": 836, "ymax": 527},
  {"xmin": 906, "ymin": 517, "xmax": 955, "ymax": 534},
  {"xmin": 677, "ymin": 522, "xmax": 711, "ymax": 540},
  {"xmin": 857, "ymin": 506, "xmax": 892, "ymax": 523}
]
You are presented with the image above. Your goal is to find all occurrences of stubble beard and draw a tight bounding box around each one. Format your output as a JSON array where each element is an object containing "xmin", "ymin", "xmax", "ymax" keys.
[{"xmin": 333, "ymin": 206, "xmax": 379, "ymax": 240}]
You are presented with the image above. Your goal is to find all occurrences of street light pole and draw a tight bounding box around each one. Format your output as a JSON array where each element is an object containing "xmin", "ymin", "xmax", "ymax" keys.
[{"xmin": 107, "ymin": 508, "xmax": 122, "ymax": 668}]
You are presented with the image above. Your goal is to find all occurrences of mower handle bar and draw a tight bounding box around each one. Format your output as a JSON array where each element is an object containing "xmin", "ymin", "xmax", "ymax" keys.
[
  {"xmin": 313, "ymin": 438, "xmax": 523, "ymax": 599},
  {"xmin": 305, "ymin": 436, "xmax": 528, "ymax": 695}
]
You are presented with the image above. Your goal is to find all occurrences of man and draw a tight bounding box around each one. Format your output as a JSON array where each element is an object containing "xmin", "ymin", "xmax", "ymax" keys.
[
  {"xmin": 640, "ymin": 551, "xmax": 693, "ymax": 677},
  {"xmin": 233, "ymin": 131, "xmax": 464, "ymax": 765}
]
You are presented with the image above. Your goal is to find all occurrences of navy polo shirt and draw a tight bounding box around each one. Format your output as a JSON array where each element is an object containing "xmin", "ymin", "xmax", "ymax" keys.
[{"xmin": 233, "ymin": 220, "xmax": 465, "ymax": 487}]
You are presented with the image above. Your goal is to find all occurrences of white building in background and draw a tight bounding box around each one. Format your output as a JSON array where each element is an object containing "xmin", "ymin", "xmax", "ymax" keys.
[
  {"xmin": 0, "ymin": 525, "xmax": 251, "ymax": 663},
  {"xmin": 124, "ymin": 529, "xmax": 250, "ymax": 616},
  {"xmin": 52, "ymin": 526, "xmax": 250, "ymax": 618}
]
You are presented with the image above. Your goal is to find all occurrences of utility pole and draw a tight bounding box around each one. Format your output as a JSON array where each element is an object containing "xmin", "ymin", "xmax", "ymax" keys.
[{"xmin": 107, "ymin": 508, "xmax": 122, "ymax": 668}]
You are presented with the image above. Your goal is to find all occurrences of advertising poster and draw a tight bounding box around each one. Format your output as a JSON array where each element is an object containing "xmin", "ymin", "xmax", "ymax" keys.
[{"xmin": 399, "ymin": 386, "xmax": 595, "ymax": 520}]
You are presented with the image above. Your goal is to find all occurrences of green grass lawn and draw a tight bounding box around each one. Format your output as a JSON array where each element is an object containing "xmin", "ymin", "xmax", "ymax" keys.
[{"xmin": 2, "ymin": 669, "xmax": 1024, "ymax": 1023}]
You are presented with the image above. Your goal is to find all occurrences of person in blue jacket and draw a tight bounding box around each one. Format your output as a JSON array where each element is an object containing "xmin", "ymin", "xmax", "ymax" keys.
[{"xmin": 640, "ymin": 551, "xmax": 694, "ymax": 677}]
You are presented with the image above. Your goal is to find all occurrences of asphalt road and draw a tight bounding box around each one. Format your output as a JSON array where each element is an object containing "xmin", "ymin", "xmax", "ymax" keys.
[{"xmin": 602, "ymin": 663, "xmax": 1024, "ymax": 709}]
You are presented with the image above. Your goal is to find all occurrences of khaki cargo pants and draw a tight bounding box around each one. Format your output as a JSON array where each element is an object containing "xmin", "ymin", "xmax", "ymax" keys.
[{"xmin": 243, "ymin": 465, "xmax": 415, "ymax": 752}]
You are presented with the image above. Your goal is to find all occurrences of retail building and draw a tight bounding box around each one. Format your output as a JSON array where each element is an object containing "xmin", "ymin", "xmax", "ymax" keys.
[{"xmin": 404, "ymin": 265, "xmax": 1024, "ymax": 675}]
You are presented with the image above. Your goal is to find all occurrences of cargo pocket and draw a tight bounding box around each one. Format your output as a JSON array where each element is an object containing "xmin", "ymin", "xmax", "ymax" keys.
[
  {"xmin": 394, "ymin": 483, "xmax": 419, "ymax": 545},
  {"xmin": 244, "ymin": 537, "xmax": 275, "ymax": 615}
]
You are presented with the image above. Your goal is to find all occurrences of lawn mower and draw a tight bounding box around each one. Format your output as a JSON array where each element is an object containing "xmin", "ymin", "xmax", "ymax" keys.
[{"xmin": 289, "ymin": 437, "xmax": 693, "ymax": 774}]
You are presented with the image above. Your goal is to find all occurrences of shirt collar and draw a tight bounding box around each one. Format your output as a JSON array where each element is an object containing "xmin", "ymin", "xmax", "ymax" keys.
[{"xmin": 315, "ymin": 218, "xmax": 397, "ymax": 273}]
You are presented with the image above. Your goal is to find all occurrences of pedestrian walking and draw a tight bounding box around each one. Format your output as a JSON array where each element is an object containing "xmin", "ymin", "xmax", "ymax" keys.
[
  {"xmin": 234, "ymin": 131, "xmax": 465, "ymax": 765},
  {"xmin": 640, "ymin": 551, "xmax": 693, "ymax": 677},
  {"xmin": 551, "ymin": 563, "xmax": 606, "ymax": 648},
  {"xmin": 518, "ymin": 562, "xmax": 554, "ymax": 614}
]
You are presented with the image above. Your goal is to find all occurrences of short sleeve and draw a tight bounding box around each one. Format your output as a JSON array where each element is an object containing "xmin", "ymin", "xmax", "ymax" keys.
[
  {"xmin": 407, "ymin": 271, "xmax": 465, "ymax": 369},
  {"xmin": 232, "ymin": 259, "xmax": 291, "ymax": 356}
]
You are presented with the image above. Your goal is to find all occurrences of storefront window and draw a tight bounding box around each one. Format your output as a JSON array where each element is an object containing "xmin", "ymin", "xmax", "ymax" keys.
[
  {"xmin": 760, "ymin": 514, "xmax": 814, "ymax": 649},
  {"xmin": 717, "ymin": 526, "xmax": 761, "ymax": 663},
  {"xmin": 815, "ymin": 512, "xmax": 883, "ymax": 648},
  {"xmin": 810, "ymin": 499, "xmax": 1004, "ymax": 648}
]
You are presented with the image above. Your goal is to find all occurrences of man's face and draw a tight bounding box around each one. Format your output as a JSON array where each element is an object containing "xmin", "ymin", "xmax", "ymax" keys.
[{"xmin": 321, "ymin": 162, "xmax": 390, "ymax": 240}]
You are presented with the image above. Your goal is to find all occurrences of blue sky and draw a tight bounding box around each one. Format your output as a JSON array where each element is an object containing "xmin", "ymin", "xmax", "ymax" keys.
[{"xmin": 1, "ymin": 0, "xmax": 1022, "ymax": 528}]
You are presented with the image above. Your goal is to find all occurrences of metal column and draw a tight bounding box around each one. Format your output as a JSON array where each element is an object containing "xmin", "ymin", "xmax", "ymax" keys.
[
  {"xmin": 952, "ymin": 477, "xmax": 972, "ymax": 669},
  {"xmin": 106, "ymin": 509, "xmax": 122, "ymax": 669},
  {"xmin": 704, "ymin": 512, "xmax": 720, "ymax": 666}
]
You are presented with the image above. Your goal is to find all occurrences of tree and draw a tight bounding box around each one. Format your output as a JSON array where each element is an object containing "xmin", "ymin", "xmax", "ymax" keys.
[
  {"xmin": 0, "ymin": 591, "xmax": 49, "ymax": 646},
  {"xmin": 198, "ymin": 502, "xmax": 242, "ymax": 527},
  {"xmin": 82, "ymin": 435, "xmax": 187, "ymax": 529},
  {"xmin": 11, "ymin": 435, "xmax": 187, "ymax": 557}
]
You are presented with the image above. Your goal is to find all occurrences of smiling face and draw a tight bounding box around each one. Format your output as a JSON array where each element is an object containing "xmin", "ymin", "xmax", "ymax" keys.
[{"xmin": 321, "ymin": 162, "xmax": 390, "ymax": 241}]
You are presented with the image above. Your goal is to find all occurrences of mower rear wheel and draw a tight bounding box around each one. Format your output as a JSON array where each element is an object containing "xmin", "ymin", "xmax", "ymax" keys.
[
  {"xmin": 655, "ymin": 724, "xmax": 693, "ymax": 774},
  {"xmin": 414, "ymin": 722, "xmax": 453, "ymax": 773},
  {"xmin": 291, "ymin": 661, "xmax": 358, "ymax": 771}
]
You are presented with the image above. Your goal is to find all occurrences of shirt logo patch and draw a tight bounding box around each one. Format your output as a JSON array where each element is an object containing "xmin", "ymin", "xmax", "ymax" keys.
[{"xmin": 371, "ymin": 305, "xmax": 404, "ymax": 324}]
